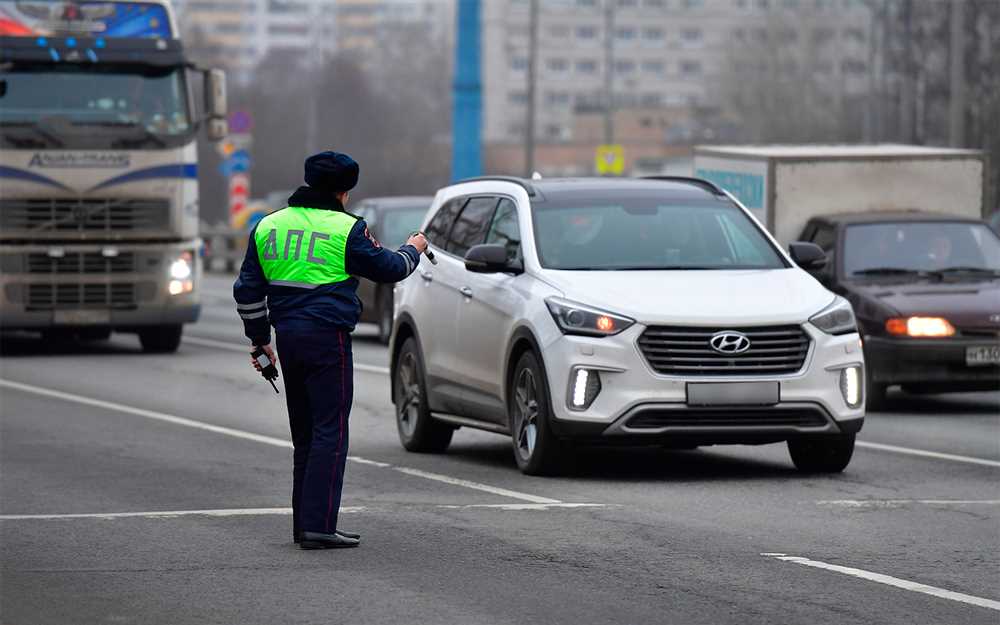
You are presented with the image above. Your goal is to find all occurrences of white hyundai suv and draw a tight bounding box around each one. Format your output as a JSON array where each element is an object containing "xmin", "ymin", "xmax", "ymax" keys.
[{"xmin": 390, "ymin": 177, "xmax": 865, "ymax": 475}]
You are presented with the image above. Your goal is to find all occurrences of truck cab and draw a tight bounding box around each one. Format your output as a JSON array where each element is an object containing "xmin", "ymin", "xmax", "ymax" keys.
[{"xmin": 0, "ymin": 0, "xmax": 226, "ymax": 352}]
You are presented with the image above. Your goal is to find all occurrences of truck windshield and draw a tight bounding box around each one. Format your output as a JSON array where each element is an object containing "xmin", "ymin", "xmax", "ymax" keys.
[
  {"xmin": 0, "ymin": 64, "xmax": 192, "ymax": 149},
  {"xmin": 532, "ymin": 195, "xmax": 786, "ymax": 270},
  {"xmin": 845, "ymin": 222, "xmax": 1000, "ymax": 277}
]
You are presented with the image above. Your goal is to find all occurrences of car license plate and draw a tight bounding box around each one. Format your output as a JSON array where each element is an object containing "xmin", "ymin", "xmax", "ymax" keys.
[
  {"xmin": 54, "ymin": 309, "xmax": 111, "ymax": 325},
  {"xmin": 966, "ymin": 345, "xmax": 1000, "ymax": 367},
  {"xmin": 686, "ymin": 382, "xmax": 779, "ymax": 406}
]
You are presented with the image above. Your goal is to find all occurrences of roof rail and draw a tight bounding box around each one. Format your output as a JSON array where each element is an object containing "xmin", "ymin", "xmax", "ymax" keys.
[
  {"xmin": 639, "ymin": 176, "xmax": 726, "ymax": 197},
  {"xmin": 455, "ymin": 175, "xmax": 537, "ymax": 197}
]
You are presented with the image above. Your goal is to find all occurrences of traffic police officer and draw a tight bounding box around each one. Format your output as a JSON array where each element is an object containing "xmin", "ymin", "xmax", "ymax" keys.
[{"xmin": 233, "ymin": 151, "xmax": 427, "ymax": 549}]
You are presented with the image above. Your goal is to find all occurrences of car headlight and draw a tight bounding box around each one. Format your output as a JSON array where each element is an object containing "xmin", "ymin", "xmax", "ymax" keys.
[
  {"xmin": 545, "ymin": 297, "xmax": 634, "ymax": 337},
  {"xmin": 809, "ymin": 296, "xmax": 857, "ymax": 335}
]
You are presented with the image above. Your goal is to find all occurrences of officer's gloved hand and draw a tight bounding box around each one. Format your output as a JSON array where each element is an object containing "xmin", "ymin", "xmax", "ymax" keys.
[{"xmin": 406, "ymin": 232, "xmax": 428, "ymax": 254}]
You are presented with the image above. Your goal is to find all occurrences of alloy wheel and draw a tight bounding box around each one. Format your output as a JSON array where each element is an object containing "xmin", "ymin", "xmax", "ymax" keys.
[
  {"xmin": 513, "ymin": 367, "xmax": 539, "ymax": 462},
  {"xmin": 396, "ymin": 351, "xmax": 421, "ymax": 438}
]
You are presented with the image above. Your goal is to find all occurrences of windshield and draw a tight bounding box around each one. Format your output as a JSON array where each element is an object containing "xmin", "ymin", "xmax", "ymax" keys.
[
  {"xmin": 532, "ymin": 195, "xmax": 786, "ymax": 270},
  {"xmin": 844, "ymin": 222, "xmax": 1000, "ymax": 277},
  {"xmin": 0, "ymin": 64, "xmax": 192, "ymax": 149},
  {"xmin": 378, "ymin": 207, "xmax": 429, "ymax": 249}
]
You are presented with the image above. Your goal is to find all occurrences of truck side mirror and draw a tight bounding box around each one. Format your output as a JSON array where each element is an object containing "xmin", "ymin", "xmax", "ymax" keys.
[
  {"xmin": 203, "ymin": 68, "xmax": 227, "ymax": 141},
  {"xmin": 789, "ymin": 242, "xmax": 827, "ymax": 270}
]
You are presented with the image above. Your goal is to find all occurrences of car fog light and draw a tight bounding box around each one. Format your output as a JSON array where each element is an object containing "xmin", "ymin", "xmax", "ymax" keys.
[
  {"xmin": 169, "ymin": 279, "xmax": 193, "ymax": 295},
  {"xmin": 568, "ymin": 367, "xmax": 602, "ymax": 411},
  {"xmin": 840, "ymin": 366, "xmax": 862, "ymax": 409}
]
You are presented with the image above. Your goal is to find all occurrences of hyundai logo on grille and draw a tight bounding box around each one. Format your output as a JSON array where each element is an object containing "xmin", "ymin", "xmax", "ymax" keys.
[{"xmin": 709, "ymin": 331, "xmax": 751, "ymax": 354}]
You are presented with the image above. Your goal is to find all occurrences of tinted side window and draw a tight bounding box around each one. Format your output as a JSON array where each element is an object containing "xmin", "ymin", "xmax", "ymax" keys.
[
  {"xmin": 425, "ymin": 197, "xmax": 466, "ymax": 248},
  {"xmin": 486, "ymin": 198, "xmax": 523, "ymax": 265},
  {"xmin": 446, "ymin": 197, "xmax": 499, "ymax": 256}
]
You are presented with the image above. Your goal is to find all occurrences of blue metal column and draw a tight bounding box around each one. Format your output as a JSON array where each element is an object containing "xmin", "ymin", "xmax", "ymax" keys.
[{"xmin": 451, "ymin": 0, "xmax": 482, "ymax": 181}]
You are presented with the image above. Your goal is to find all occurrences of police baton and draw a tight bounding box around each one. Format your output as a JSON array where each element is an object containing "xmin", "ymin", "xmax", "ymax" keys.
[{"xmin": 410, "ymin": 231, "xmax": 437, "ymax": 265}]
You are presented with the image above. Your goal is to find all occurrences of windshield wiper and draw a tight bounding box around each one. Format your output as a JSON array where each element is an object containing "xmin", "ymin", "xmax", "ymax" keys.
[
  {"xmin": 0, "ymin": 120, "xmax": 64, "ymax": 147},
  {"xmin": 936, "ymin": 266, "xmax": 1000, "ymax": 277},
  {"xmin": 852, "ymin": 267, "xmax": 928, "ymax": 277}
]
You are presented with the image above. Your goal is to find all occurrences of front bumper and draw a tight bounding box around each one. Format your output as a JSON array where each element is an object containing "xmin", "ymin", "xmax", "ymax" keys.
[
  {"xmin": 541, "ymin": 323, "xmax": 865, "ymax": 442},
  {"xmin": 0, "ymin": 240, "xmax": 202, "ymax": 330},
  {"xmin": 864, "ymin": 335, "xmax": 1000, "ymax": 390}
]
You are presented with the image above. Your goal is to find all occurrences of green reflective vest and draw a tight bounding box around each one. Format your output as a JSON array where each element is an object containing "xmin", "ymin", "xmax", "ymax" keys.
[{"xmin": 254, "ymin": 206, "xmax": 357, "ymax": 288}]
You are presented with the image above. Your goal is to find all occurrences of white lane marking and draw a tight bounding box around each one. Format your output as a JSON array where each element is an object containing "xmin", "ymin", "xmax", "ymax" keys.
[
  {"xmin": 818, "ymin": 499, "xmax": 1000, "ymax": 508},
  {"xmin": 393, "ymin": 467, "xmax": 562, "ymax": 504},
  {"xmin": 762, "ymin": 553, "xmax": 1000, "ymax": 612},
  {"xmin": 182, "ymin": 335, "xmax": 391, "ymax": 375},
  {"xmin": 0, "ymin": 379, "xmax": 559, "ymax": 505},
  {"xmin": 857, "ymin": 441, "xmax": 1000, "ymax": 469},
  {"xmin": 1, "ymin": 507, "xmax": 364, "ymax": 520},
  {"xmin": 437, "ymin": 503, "xmax": 610, "ymax": 510}
]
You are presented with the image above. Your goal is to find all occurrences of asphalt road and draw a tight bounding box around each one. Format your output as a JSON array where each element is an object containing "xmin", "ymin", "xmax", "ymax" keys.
[{"xmin": 2, "ymin": 274, "xmax": 998, "ymax": 625}]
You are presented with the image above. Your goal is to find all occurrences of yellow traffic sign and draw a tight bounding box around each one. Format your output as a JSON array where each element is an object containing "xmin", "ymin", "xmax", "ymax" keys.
[{"xmin": 595, "ymin": 144, "xmax": 625, "ymax": 175}]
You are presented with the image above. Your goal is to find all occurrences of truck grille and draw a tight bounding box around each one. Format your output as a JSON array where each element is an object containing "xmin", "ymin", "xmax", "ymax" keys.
[
  {"xmin": 0, "ymin": 198, "xmax": 169, "ymax": 233},
  {"xmin": 26, "ymin": 283, "xmax": 136, "ymax": 310},
  {"xmin": 638, "ymin": 325, "xmax": 810, "ymax": 375},
  {"xmin": 626, "ymin": 406, "xmax": 829, "ymax": 429},
  {"xmin": 26, "ymin": 252, "xmax": 135, "ymax": 274}
]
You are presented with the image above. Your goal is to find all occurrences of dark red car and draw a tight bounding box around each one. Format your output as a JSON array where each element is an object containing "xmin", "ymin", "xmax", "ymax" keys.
[{"xmin": 798, "ymin": 212, "xmax": 1000, "ymax": 409}]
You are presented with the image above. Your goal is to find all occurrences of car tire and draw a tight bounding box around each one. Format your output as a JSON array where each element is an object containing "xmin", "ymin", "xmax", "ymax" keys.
[
  {"xmin": 377, "ymin": 289, "xmax": 393, "ymax": 345},
  {"xmin": 394, "ymin": 337, "xmax": 453, "ymax": 453},
  {"xmin": 138, "ymin": 325, "xmax": 183, "ymax": 353},
  {"xmin": 787, "ymin": 434, "xmax": 855, "ymax": 473},
  {"xmin": 508, "ymin": 350, "xmax": 566, "ymax": 476}
]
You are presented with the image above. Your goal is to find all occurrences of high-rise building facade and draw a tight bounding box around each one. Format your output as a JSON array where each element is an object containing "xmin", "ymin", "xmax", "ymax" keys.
[{"xmin": 483, "ymin": 0, "xmax": 873, "ymax": 146}]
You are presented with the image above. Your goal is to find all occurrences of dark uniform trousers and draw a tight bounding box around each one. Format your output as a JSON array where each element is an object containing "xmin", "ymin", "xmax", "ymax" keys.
[{"xmin": 276, "ymin": 328, "xmax": 354, "ymax": 535}]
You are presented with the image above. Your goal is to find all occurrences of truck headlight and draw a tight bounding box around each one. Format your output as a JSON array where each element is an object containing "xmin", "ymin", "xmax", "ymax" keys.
[
  {"xmin": 545, "ymin": 297, "xmax": 634, "ymax": 337},
  {"xmin": 168, "ymin": 251, "xmax": 194, "ymax": 295},
  {"xmin": 809, "ymin": 297, "xmax": 857, "ymax": 335},
  {"xmin": 839, "ymin": 365, "xmax": 863, "ymax": 409}
]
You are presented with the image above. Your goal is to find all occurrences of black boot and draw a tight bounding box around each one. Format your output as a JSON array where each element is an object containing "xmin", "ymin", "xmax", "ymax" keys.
[
  {"xmin": 295, "ymin": 529, "xmax": 359, "ymax": 543},
  {"xmin": 299, "ymin": 531, "xmax": 360, "ymax": 549}
]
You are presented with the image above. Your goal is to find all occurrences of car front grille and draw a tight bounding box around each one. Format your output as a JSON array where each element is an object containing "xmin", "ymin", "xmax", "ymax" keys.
[
  {"xmin": 25, "ymin": 252, "xmax": 136, "ymax": 274},
  {"xmin": 26, "ymin": 283, "xmax": 137, "ymax": 310},
  {"xmin": 626, "ymin": 406, "xmax": 829, "ymax": 429},
  {"xmin": 0, "ymin": 198, "xmax": 169, "ymax": 233},
  {"xmin": 638, "ymin": 325, "xmax": 810, "ymax": 375}
]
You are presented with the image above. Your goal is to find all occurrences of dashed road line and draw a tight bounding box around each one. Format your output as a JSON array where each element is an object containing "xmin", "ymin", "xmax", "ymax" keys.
[
  {"xmin": 761, "ymin": 553, "xmax": 1000, "ymax": 612},
  {"xmin": 856, "ymin": 441, "xmax": 1000, "ymax": 469},
  {"xmin": 0, "ymin": 378, "xmax": 561, "ymax": 505},
  {"xmin": 818, "ymin": 499, "xmax": 1000, "ymax": 508}
]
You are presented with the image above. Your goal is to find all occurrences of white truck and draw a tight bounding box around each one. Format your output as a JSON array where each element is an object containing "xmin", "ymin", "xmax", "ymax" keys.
[
  {"xmin": 693, "ymin": 144, "xmax": 989, "ymax": 246},
  {"xmin": 0, "ymin": 0, "xmax": 226, "ymax": 352}
]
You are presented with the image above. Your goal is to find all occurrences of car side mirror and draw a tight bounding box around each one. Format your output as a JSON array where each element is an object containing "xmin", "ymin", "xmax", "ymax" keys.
[
  {"xmin": 465, "ymin": 244, "xmax": 522, "ymax": 274},
  {"xmin": 789, "ymin": 242, "xmax": 828, "ymax": 270}
]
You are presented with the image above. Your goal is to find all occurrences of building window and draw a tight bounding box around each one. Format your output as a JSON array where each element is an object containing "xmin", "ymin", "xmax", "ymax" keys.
[
  {"xmin": 642, "ymin": 27, "xmax": 664, "ymax": 43},
  {"xmin": 615, "ymin": 26, "xmax": 637, "ymax": 41},
  {"xmin": 680, "ymin": 60, "xmax": 702, "ymax": 75},
  {"xmin": 511, "ymin": 57, "xmax": 528, "ymax": 72},
  {"xmin": 841, "ymin": 59, "xmax": 867, "ymax": 74},
  {"xmin": 617, "ymin": 0, "xmax": 639, "ymax": 7},
  {"xmin": 843, "ymin": 27, "xmax": 865, "ymax": 42},
  {"xmin": 641, "ymin": 60, "xmax": 665, "ymax": 74},
  {"xmin": 682, "ymin": 0, "xmax": 704, "ymax": 7},
  {"xmin": 508, "ymin": 91, "xmax": 528, "ymax": 105},
  {"xmin": 577, "ymin": 0, "xmax": 598, "ymax": 7},
  {"xmin": 681, "ymin": 28, "xmax": 702, "ymax": 42},
  {"xmin": 576, "ymin": 25, "xmax": 597, "ymax": 39},
  {"xmin": 644, "ymin": 0, "xmax": 667, "ymax": 7},
  {"xmin": 546, "ymin": 91, "xmax": 571, "ymax": 106},
  {"xmin": 546, "ymin": 58, "xmax": 569, "ymax": 73},
  {"xmin": 576, "ymin": 59, "xmax": 599, "ymax": 74},
  {"xmin": 544, "ymin": 124, "xmax": 566, "ymax": 139},
  {"xmin": 614, "ymin": 59, "xmax": 636, "ymax": 74},
  {"xmin": 640, "ymin": 93, "xmax": 663, "ymax": 106}
]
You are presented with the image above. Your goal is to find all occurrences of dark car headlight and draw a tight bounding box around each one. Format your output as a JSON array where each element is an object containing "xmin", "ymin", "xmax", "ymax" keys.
[{"xmin": 809, "ymin": 297, "xmax": 857, "ymax": 335}]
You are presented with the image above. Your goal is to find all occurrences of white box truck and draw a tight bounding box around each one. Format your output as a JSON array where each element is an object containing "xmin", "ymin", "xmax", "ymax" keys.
[{"xmin": 693, "ymin": 144, "xmax": 989, "ymax": 246}]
